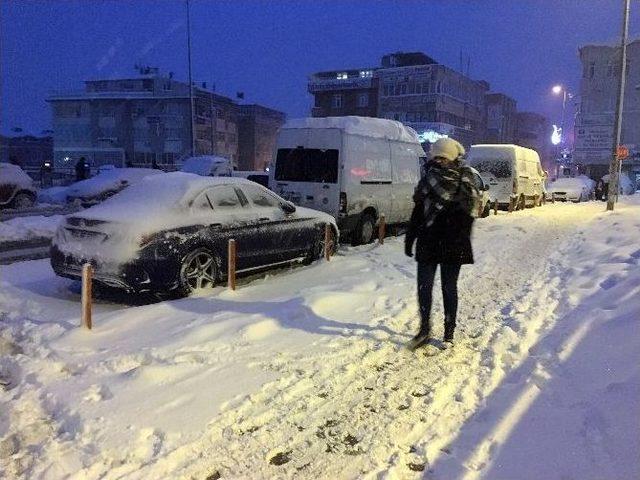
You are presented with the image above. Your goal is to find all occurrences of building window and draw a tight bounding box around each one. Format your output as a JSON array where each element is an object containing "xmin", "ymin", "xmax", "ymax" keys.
[
  {"xmin": 383, "ymin": 84, "xmax": 393, "ymax": 96},
  {"xmin": 436, "ymin": 81, "xmax": 442, "ymax": 94},
  {"xmin": 336, "ymin": 72, "xmax": 348, "ymax": 80},
  {"xmin": 331, "ymin": 94, "xmax": 343, "ymax": 109},
  {"xmin": 588, "ymin": 62, "xmax": 595, "ymax": 79},
  {"xmin": 357, "ymin": 93, "xmax": 369, "ymax": 108},
  {"xmin": 163, "ymin": 81, "xmax": 172, "ymax": 91},
  {"xmin": 359, "ymin": 70, "xmax": 373, "ymax": 78}
]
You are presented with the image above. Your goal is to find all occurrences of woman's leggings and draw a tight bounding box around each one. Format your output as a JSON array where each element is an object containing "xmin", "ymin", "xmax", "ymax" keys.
[{"xmin": 416, "ymin": 263, "xmax": 461, "ymax": 334}]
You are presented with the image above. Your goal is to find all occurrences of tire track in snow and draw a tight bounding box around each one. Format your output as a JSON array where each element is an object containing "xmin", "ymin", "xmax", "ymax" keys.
[{"xmin": 127, "ymin": 207, "xmax": 594, "ymax": 480}]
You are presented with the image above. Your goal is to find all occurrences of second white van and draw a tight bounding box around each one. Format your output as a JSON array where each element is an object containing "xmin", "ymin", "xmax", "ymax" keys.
[
  {"xmin": 467, "ymin": 144, "xmax": 545, "ymax": 209},
  {"xmin": 271, "ymin": 116, "xmax": 426, "ymax": 244}
]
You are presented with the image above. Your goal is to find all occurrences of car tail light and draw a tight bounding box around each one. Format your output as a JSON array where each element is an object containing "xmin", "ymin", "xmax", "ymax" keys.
[{"xmin": 339, "ymin": 192, "xmax": 347, "ymax": 213}]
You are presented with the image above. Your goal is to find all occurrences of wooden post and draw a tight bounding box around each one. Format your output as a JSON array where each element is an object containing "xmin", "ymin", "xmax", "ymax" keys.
[
  {"xmin": 324, "ymin": 223, "xmax": 332, "ymax": 261},
  {"xmin": 493, "ymin": 199, "xmax": 498, "ymax": 215},
  {"xmin": 228, "ymin": 239, "xmax": 236, "ymax": 291},
  {"xmin": 81, "ymin": 263, "xmax": 92, "ymax": 330},
  {"xmin": 378, "ymin": 214, "xmax": 386, "ymax": 244}
]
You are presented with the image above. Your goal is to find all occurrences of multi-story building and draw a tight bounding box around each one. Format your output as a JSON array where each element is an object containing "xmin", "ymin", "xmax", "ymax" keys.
[
  {"xmin": 514, "ymin": 111, "xmax": 554, "ymax": 173},
  {"xmin": 237, "ymin": 104, "xmax": 286, "ymax": 171},
  {"xmin": 308, "ymin": 52, "xmax": 489, "ymax": 150},
  {"xmin": 485, "ymin": 93, "xmax": 517, "ymax": 144},
  {"xmin": 47, "ymin": 67, "xmax": 284, "ymax": 172},
  {"xmin": 377, "ymin": 52, "xmax": 489, "ymax": 149},
  {"xmin": 0, "ymin": 134, "xmax": 53, "ymax": 170},
  {"xmin": 574, "ymin": 39, "xmax": 640, "ymax": 183},
  {"xmin": 308, "ymin": 68, "xmax": 378, "ymax": 118}
]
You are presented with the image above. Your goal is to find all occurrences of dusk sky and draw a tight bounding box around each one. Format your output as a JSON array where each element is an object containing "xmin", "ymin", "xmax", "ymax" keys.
[{"xmin": 2, "ymin": 0, "xmax": 639, "ymax": 136}]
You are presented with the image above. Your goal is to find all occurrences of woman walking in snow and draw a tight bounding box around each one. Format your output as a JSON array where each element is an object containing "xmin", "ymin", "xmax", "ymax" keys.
[{"xmin": 404, "ymin": 138, "xmax": 480, "ymax": 350}]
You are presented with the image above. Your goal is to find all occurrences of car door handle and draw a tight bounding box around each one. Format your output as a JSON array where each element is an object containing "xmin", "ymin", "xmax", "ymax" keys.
[{"xmin": 258, "ymin": 217, "xmax": 270, "ymax": 222}]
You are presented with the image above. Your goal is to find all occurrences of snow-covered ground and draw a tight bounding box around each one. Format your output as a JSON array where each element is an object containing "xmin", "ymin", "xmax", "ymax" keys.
[
  {"xmin": 0, "ymin": 198, "xmax": 638, "ymax": 479},
  {"xmin": 0, "ymin": 214, "xmax": 63, "ymax": 242}
]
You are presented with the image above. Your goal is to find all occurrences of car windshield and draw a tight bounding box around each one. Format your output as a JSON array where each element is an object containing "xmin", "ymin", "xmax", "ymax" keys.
[
  {"xmin": 468, "ymin": 158, "xmax": 512, "ymax": 178},
  {"xmin": 274, "ymin": 148, "xmax": 339, "ymax": 183}
]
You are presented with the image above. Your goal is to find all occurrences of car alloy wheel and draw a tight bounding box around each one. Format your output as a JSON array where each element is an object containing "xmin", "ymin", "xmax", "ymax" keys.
[
  {"xmin": 12, "ymin": 193, "xmax": 34, "ymax": 209},
  {"xmin": 181, "ymin": 248, "xmax": 218, "ymax": 293}
]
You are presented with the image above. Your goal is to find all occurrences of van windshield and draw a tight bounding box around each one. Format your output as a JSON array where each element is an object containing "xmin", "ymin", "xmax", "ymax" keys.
[
  {"xmin": 468, "ymin": 158, "xmax": 512, "ymax": 178},
  {"xmin": 275, "ymin": 148, "xmax": 339, "ymax": 183}
]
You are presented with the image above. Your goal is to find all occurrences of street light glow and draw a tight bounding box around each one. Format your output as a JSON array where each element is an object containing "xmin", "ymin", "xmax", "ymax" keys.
[{"xmin": 552, "ymin": 85, "xmax": 563, "ymax": 95}]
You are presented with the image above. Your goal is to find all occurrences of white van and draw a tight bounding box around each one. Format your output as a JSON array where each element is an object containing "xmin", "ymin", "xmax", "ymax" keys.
[
  {"xmin": 467, "ymin": 144, "xmax": 545, "ymax": 209},
  {"xmin": 271, "ymin": 116, "xmax": 425, "ymax": 244}
]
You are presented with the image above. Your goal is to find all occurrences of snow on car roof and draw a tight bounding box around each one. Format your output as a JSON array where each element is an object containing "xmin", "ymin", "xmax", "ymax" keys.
[
  {"xmin": 283, "ymin": 116, "xmax": 420, "ymax": 143},
  {"xmin": 0, "ymin": 162, "xmax": 33, "ymax": 188},
  {"xmin": 80, "ymin": 172, "xmax": 255, "ymax": 221}
]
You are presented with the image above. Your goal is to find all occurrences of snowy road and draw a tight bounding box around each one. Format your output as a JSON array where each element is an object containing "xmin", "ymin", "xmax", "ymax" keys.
[{"xmin": 1, "ymin": 200, "xmax": 638, "ymax": 479}]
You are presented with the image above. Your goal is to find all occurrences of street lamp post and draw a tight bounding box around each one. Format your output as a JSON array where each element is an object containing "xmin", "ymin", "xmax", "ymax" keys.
[
  {"xmin": 552, "ymin": 85, "xmax": 573, "ymax": 176},
  {"xmin": 607, "ymin": 0, "xmax": 631, "ymax": 211},
  {"xmin": 186, "ymin": 0, "xmax": 196, "ymax": 157}
]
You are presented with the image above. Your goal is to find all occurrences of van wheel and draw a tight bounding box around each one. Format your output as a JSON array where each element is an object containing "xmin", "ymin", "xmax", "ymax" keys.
[{"xmin": 352, "ymin": 212, "xmax": 375, "ymax": 246}]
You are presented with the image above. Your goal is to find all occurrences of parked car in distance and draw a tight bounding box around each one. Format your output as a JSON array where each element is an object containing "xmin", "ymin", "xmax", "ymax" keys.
[
  {"xmin": 51, "ymin": 173, "xmax": 338, "ymax": 296},
  {"xmin": 66, "ymin": 168, "xmax": 162, "ymax": 207},
  {"xmin": 602, "ymin": 172, "xmax": 635, "ymax": 195},
  {"xmin": 0, "ymin": 163, "xmax": 37, "ymax": 209},
  {"xmin": 271, "ymin": 116, "xmax": 425, "ymax": 245},
  {"xmin": 548, "ymin": 177, "xmax": 594, "ymax": 202},
  {"xmin": 467, "ymin": 144, "xmax": 545, "ymax": 209},
  {"xmin": 180, "ymin": 156, "xmax": 233, "ymax": 177},
  {"xmin": 232, "ymin": 170, "xmax": 270, "ymax": 188}
]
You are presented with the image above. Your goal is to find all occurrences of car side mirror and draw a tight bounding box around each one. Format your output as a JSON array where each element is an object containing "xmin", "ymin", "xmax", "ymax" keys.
[{"xmin": 281, "ymin": 201, "xmax": 296, "ymax": 214}]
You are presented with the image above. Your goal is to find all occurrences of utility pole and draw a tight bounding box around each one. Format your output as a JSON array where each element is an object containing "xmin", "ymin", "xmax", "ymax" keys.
[
  {"xmin": 186, "ymin": 0, "xmax": 196, "ymax": 157},
  {"xmin": 607, "ymin": 0, "xmax": 630, "ymax": 211}
]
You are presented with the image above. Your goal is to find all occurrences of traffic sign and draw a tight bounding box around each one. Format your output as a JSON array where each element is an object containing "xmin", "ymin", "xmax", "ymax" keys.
[{"xmin": 616, "ymin": 145, "xmax": 629, "ymax": 160}]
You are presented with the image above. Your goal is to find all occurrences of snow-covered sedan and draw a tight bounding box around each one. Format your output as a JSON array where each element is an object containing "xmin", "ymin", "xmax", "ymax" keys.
[
  {"xmin": 548, "ymin": 177, "xmax": 593, "ymax": 202},
  {"xmin": 66, "ymin": 167, "xmax": 163, "ymax": 207},
  {"xmin": 51, "ymin": 173, "xmax": 338, "ymax": 296},
  {"xmin": 0, "ymin": 163, "xmax": 37, "ymax": 209}
]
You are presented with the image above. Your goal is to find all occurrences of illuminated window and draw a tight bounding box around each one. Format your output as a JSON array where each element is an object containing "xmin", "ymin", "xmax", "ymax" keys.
[{"xmin": 336, "ymin": 72, "xmax": 348, "ymax": 80}]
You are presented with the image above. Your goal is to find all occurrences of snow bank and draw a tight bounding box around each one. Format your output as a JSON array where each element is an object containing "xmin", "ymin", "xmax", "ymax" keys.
[
  {"xmin": 37, "ymin": 187, "xmax": 69, "ymax": 205},
  {"xmin": 0, "ymin": 215, "xmax": 63, "ymax": 242},
  {"xmin": 283, "ymin": 116, "xmax": 420, "ymax": 143}
]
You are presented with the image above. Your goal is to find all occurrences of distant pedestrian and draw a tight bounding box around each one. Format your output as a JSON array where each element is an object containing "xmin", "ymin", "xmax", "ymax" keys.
[
  {"xmin": 75, "ymin": 157, "xmax": 89, "ymax": 181},
  {"xmin": 151, "ymin": 158, "xmax": 161, "ymax": 170},
  {"xmin": 405, "ymin": 138, "xmax": 480, "ymax": 350},
  {"xmin": 595, "ymin": 179, "xmax": 606, "ymax": 201}
]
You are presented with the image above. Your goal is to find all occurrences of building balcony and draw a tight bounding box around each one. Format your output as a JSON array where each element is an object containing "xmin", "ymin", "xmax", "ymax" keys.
[
  {"xmin": 308, "ymin": 77, "xmax": 374, "ymax": 93},
  {"xmin": 47, "ymin": 89, "xmax": 189, "ymax": 101}
]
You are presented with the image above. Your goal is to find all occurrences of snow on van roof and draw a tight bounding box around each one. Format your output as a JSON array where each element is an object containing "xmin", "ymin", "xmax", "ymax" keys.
[{"xmin": 283, "ymin": 116, "xmax": 420, "ymax": 143}]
